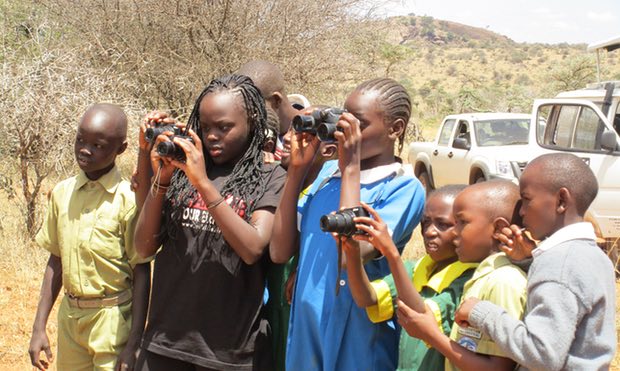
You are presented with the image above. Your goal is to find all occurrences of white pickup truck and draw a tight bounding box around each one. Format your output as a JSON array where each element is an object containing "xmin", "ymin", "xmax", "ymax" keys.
[
  {"xmin": 409, "ymin": 41, "xmax": 620, "ymax": 262},
  {"xmin": 408, "ymin": 112, "xmax": 536, "ymax": 192}
]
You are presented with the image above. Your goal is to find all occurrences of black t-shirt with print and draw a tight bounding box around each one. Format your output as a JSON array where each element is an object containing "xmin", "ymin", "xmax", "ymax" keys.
[{"xmin": 142, "ymin": 163, "xmax": 287, "ymax": 370}]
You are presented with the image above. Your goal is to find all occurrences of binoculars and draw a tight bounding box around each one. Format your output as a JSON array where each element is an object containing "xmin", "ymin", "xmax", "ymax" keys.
[{"xmin": 292, "ymin": 107, "xmax": 345, "ymax": 142}]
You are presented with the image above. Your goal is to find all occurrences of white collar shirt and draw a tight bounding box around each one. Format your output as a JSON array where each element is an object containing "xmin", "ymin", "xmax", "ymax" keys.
[{"xmin": 532, "ymin": 222, "xmax": 597, "ymax": 259}]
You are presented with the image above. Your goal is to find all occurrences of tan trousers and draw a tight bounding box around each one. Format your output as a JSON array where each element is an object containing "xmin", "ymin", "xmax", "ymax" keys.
[{"xmin": 57, "ymin": 296, "xmax": 132, "ymax": 371}]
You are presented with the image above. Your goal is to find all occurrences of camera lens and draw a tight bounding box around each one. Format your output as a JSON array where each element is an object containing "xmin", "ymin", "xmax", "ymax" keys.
[
  {"xmin": 292, "ymin": 115, "xmax": 317, "ymax": 134},
  {"xmin": 145, "ymin": 124, "xmax": 176, "ymax": 143},
  {"xmin": 145, "ymin": 127, "xmax": 157, "ymax": 142},
  {"xmin": 156, "ymin": 141, "xmax": 176, "ymax": 157},
  {"xmin": 317, "ymin": 123, "xmax": 340, "ymax": 142},
  {"xmin": 320, "ymin": 211, "xmax": 356, "ymax": 236}
]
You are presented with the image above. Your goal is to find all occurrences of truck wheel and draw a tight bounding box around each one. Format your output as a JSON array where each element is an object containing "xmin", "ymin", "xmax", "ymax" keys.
[
  {"xmin": 474, "ymin": 174, "xmax": 486, "ymax": 184},
  {"xmin": 417, "ymin": 170, "xmax": 433, "ymax": 195}
]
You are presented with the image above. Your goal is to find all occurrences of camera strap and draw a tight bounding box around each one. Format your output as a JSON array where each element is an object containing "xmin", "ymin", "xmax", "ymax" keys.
[{"xmin": 336, "ymin": 237, "xmax": 343, "ymax": 296}]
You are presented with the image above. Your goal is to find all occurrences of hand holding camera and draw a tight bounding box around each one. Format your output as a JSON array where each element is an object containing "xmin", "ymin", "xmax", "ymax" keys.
[
  {"xmin": 350, "ymin": 202, "xmax": 399, "ymax": 259},
  {"xmin": 154, "ymin": 126, "xmax": 194, "ymax": 162},
  {"xmin": 333, "ymin": 111, "xmax": 362, "ymax": 174},
  {"xmin": 146, "ymin": 114, "xmax": 200, "ymax": 186},
  {"xmin": 320, "ymin": 206, "xmax": 369, "ymax": 237}
]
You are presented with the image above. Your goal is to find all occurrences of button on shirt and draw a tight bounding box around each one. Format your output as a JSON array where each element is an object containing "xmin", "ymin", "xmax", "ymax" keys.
[{"xmin": 36, "ymin": 167, "xmax": 149, "ymax": 298}]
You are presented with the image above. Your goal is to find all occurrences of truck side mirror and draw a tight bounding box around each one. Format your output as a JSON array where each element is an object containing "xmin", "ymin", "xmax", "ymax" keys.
[
  {"xmin": 453, "ymin": 137, "xmax": 471, "ymax": 150},
  {"xmin": 601, "ymin": 130, "xmax": 619, "ymax": 151}
]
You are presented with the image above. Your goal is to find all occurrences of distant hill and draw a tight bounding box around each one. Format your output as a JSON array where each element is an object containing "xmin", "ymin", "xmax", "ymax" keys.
[
  {"xmin": 393, "ymin": 15, "xmax": 514, "ymax": 46},
  {"xmin": 355, "ymin": 15, "xmax": 619, "ymax": 141}
]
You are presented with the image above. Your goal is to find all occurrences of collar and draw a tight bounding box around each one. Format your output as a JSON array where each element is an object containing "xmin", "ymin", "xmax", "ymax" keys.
[
  {"xmin": 469, "ymin": 252, "xmax": 512, "ymax": 283},
  {"xmin": 413, "ymin": 254, "xmax": 478, "ymax": 293},
  {"xmin": 331, "ymin": 161, "xmax": 411, "ymax": 184},
  {"xmin": 75, "ymin": 166, "xmax": 121, "ymax": 194},
  {"xmin": 532, "ymin": 222, "xmax": 596, "ymax": 258}
]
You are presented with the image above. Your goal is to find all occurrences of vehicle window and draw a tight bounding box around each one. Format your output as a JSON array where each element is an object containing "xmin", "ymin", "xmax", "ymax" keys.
[
  {"xmin": 474, "ymin": 119, "xmax": 530, "ymax": 146},
  {"xmin": 552, "ymin": 105, "xmax": 578, "ymax": 147},
  {"xmin": 454, "ymin": 121, "xmax": 470, "ymax": 142},
  {"xmin": 541, "ymin": 104, "xmax": 612, "ymax": 152},
  {"xmin": 438, "ymin": 119, "xmax": 455, "ymax": 146},
  {"xmin": 574, "ymin": 107, "xmax": 604, "ymax": 150},
  {"xmin": 537, "ymin": 105, "xmax": 550, "ymax": 144}
]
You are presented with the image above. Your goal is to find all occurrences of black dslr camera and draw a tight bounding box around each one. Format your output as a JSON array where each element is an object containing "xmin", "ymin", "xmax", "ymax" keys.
[
  {"xmin": 155, "ymin": 126, "xmax": 193, "ymax": 161},
  {"xmin": 320, "ymin": 206, "xmax": 369, "ymax": 237},
  {"xmin": 292, "ymin": 107, "xmax": 345, "ymax": 142}
]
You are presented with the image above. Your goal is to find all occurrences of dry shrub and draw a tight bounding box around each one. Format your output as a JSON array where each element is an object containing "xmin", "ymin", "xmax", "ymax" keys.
[
  {"xmin": 0, "ymin": 2, "xmax": 144, "ymax": 236},
  {"xmin": 41, "ymin": 0, "xmax": 377, "ymax": 113}
]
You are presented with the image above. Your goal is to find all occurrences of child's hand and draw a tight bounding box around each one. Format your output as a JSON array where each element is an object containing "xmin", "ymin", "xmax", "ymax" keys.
[
  {"xmin": 28, "ymin": 330, "xmax": 53, "ymax": 370},
  {"xmin": 290, "ymin": 130, "xmax": 320, "ymax": 169},
  {"xmin": 334, "ymin": 112, "xmax": 362, "ymax": 172},
  {"xmin": 336, "ymin": 232, "xmax": 362, "ymax": 261},
  {"xmin": 497, "ymin": 225, "xmax": 536, "ymax": 261},
  {"xmin": 141, "ymin": 110, "xmax": 175, "ymax": 151},
  {"xmin": 455, "ymin": 297, "xmax": 481, "ymax": 328},
  {"xmin": 352, "ymin": 202, "xmax": 399, "ymax": 259},
  {"xmin": 396, "ymin": 299, "xmax": 441, "ymax": 343},
  {"xmin": 169, "ymin": 129, "xmax": 207, "ymax": 188},
  {"xmin": 115, "ymin": 342, "xmax": 139, "ymax": 371}
]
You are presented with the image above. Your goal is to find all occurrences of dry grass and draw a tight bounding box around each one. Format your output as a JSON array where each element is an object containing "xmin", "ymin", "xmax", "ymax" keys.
[{"xmin": 0, "ymin": 188, "xmax": 58, "ymax": 370}]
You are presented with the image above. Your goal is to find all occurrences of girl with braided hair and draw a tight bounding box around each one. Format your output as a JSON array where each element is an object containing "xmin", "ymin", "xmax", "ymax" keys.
[
  {"xmin": 271, "ymin": 77, "xmax": 425, "ymax": 370},
  {"xmin": 134, "ymin": 74, "xmax": 286, "ymax": 370}
]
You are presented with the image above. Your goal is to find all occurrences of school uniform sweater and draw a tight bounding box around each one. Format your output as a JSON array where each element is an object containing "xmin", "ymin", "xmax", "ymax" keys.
[{"xmin": 468, "ymin": 223, "xmax": 617, "ymax": 371}]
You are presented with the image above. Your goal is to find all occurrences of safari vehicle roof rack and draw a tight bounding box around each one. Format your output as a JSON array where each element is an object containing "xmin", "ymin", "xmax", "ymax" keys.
[{"xmin": 587, "ymin": 35, "xmax": 620, "ymax": 83}]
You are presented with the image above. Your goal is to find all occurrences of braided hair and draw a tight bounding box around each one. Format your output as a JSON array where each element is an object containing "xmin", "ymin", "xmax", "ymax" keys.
[
  {"xmin": 163, "ymin": 74, "xmax": 268, "ymax": 240},
  {"xmin": 355, "ymin": 78, "xmax": 412, "ymax": 154}
]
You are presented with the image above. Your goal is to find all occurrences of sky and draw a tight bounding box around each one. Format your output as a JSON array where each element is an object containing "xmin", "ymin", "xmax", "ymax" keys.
[{"xmin": 370, "ymin": 0, "xmax": 620, "ymax": 45}]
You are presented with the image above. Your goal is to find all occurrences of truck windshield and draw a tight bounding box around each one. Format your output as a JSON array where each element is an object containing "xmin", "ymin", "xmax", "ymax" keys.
[{"xmin": 474, "ymin": 119, "xmax": 531, "ymax": 146}]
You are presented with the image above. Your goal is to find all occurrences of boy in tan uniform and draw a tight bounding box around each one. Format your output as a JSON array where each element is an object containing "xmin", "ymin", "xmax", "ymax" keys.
[{"xmin": 29, "ymin": 103, "xmax": 151, "ymax": 371}]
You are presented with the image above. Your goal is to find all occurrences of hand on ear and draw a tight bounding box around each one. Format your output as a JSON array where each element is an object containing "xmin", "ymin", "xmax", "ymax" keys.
[{"xmin": 493, "ymin": 217, "xmax": 536, "ymax": 261}]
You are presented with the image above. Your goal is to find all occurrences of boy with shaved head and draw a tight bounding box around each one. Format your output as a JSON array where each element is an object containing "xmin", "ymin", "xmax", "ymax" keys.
[
  {"xmin": 397, "ymin": 180, "xmax": 528, "ymax": 370},
  {"xmin": 238, "ymin": 60, "xmax": 299, "ymax": 161},
  {"xmin": 456, "ymin": 153, "xmax": 616, "ymax": 370},
  {"xmin": 29, "ymin": 103, "xmax": 151, "ymax": 371}
]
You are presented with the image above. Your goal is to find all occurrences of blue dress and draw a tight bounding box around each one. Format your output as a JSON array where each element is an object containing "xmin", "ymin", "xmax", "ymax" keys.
[{"xmin": 286, "ymin": 160, "xmax": 425, "ymax": 371}]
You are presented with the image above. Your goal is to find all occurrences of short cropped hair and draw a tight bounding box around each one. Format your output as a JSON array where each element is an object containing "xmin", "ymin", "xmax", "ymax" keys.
[
  {"xmin": 466, "ymin": 180, "xmax": 521, "ymax": 224},
  {"xmin": 428, "ymin": 184, "xmax": 467, "ymax": 202},
  {"xmin": 238, "ymin": 60, "xmax": 285, "ymax": 99},
  {"xmin": 527, "ymin": 153, "xmax": 598, "ymax": 215}
]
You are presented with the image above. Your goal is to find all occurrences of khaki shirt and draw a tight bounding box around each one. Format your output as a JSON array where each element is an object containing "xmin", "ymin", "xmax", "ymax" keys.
[
  {"xmin": 446, "ymin": 253, "xmax": 527, "ymax": 371},
  {"xmin": 36, "ymin": 166, "xmax": 150, "ymax": 298}
]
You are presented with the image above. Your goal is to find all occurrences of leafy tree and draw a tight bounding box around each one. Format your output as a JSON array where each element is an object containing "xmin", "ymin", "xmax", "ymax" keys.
[{"xmin": 549, "ymin": 55, "xmax": 597, "ymax": 92}]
